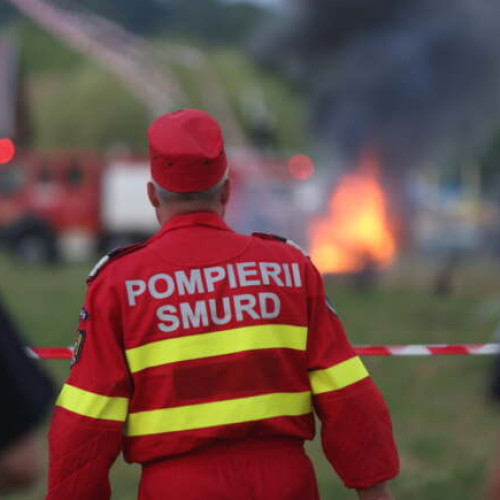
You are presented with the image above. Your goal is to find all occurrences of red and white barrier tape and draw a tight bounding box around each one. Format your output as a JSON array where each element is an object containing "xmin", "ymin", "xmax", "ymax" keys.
[
  {"xmin": 354, "ymin": 344, "xmax": 500, "ymax": 356},
  {"xmin": 26, "ymin": 344, "xmax": 500, "ymax": 360}
]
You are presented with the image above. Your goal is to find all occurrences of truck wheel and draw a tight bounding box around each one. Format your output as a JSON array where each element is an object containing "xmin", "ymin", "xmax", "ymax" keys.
[
  {"xmin": 99, "ymin": 234, "xmax": 139, "ymax": 254},
  {"xmin": 13, "ymin": 232, "xmax": 59, "ymax": 264}
]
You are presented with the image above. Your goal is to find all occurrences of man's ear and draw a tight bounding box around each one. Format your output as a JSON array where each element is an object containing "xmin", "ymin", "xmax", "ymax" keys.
[
  {"xmin": 147, "ymin": 181, "xmax": 160, "ymax": 208},
  {"xmin": 220, "ymin": 178, "xmax": 231, "ymax": 206}
]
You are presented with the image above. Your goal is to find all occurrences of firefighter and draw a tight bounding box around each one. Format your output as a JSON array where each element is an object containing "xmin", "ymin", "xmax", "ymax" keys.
[{"xmin": 47, "ymin": 109, "xmax": 399, "ymax": 499}]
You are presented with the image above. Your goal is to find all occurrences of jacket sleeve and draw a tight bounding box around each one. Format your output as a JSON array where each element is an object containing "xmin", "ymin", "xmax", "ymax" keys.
[
  {"xmin": 305, "ymin": 261, "xmax": 399, "ymax": 489},
  {"xmin": 47, "ymin": 274, "xmax": 132, "ymax": 500}
]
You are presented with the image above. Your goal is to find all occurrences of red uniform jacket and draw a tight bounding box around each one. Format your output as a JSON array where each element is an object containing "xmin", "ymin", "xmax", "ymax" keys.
[{"xmin": 47, "ymin": 211, "xmax": 399, "ymax": 499}]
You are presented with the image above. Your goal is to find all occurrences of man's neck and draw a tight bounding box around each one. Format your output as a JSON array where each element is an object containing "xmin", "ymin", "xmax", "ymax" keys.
[{"xmin": 157, "ymin": 203, "xmax": 224, "ymax": 226}]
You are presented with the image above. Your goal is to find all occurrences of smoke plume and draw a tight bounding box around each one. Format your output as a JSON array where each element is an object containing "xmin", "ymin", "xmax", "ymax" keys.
[{"xmin": 257, "ymin": 0, "xmax": 500, "ymax": 171}]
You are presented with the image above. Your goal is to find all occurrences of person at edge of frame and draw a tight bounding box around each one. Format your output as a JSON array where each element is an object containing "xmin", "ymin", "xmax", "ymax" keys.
[
  {"xmin": 47, "ymin": 108, "xmax": 399, "ymax": 500},
  {"xmin": 486, "ymin": 335, "xmax": 500, "ymax": 499},
  {"xmin": 0, "ymin": 293, "xmax": 55, "ymax": 493}
]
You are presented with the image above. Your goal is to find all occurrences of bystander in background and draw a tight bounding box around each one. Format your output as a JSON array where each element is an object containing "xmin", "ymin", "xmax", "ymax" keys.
[{"xmin": 0, "ymin": 294, "xmax": 55, "ymax": 493}]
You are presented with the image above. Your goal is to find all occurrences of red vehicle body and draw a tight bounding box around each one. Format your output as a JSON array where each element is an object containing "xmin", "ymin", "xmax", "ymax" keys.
[
  {"xmin": 0, "ymin": 151, "xmax": 103, "ymax": 261},
  {"xmin": 0, "ymin": 149, "xmax": 302, "ymax": 262}
]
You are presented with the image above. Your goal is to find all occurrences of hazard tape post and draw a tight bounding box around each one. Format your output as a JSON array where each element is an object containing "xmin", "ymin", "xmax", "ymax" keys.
[{"xmin": 27, "ymin": 344, "xmax": 500, "ymax": 360}]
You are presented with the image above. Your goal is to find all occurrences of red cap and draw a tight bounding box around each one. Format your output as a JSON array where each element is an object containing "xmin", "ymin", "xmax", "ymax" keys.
[{"xmin": 148, "ymin": 109, "xmax": 227, "ymax": 193}]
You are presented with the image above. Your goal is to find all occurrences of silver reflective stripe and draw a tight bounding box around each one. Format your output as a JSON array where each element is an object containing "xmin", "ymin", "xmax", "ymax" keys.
[
  {"xmin": 285, "ymin": 238, "xmax": 309, "ymax": 257},
  {"xmin": 88, "ymin": 255, "xmax": 110, "ymax": 279}
]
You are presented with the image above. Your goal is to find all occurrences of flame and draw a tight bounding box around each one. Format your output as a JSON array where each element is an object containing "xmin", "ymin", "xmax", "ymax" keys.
[{"xmin": 309, "ymin": 157, "xmax": 396, "ymax": 273}]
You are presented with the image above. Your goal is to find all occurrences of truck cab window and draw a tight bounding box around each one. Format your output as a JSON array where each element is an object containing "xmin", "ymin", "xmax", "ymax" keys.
[
  {"xmin": 66, "ymin": 162, "xmax": 84, "ymax": 187},
  {"xmin": 38, "ymin": 166, "xmax": 53, "ymax": 184},
  {"xmin": 0, "ymin": 167, "xmax": 24, "ymax": 197}
]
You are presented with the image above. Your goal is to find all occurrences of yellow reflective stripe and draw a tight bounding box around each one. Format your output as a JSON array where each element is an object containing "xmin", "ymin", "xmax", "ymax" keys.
[
  {"xmin": 126, "ymin": 324, "xmax": 307, "ymax": 373},
  {"xmin": 126, "ymin": 391, "xmax": 312, "ymax": 436},
  {"xmin": 56, "ymin": 384, "xmax": 129, "ymax": 422},
  {"xmin": 309, "ymin": 357, "xmax": 369, "ymax": 394}
]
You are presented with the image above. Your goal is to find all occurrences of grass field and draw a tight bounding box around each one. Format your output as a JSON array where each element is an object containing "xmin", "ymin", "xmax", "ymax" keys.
[{"xmin": 1, "ymin": 253, "xmax": 499, "ymax": 499}]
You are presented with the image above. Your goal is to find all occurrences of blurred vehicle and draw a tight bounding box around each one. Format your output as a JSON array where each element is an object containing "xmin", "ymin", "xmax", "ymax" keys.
[
  {"xmin": 0, "ymin": 149, "xmax": 309, "ymax": 263},
  {"xmin": 0, "ymin": 151, "xmax": 154, "ymax": 262}
]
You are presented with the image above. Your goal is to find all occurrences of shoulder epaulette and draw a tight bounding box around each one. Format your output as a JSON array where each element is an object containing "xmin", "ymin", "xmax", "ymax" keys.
[
  {"xmin": 87, "ymin": 242, "xmax": 145, "ymax": 283},
  {"xmin": 252, "ymin": 232, "xmax": 309, "ymax": 256}
]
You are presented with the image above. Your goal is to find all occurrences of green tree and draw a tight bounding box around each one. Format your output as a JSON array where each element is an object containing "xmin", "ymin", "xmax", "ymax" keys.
[
  {"xmin": 77, "ymin": 0, "xmax": 170, "ymax": 34},
  {"xmin": 166, "ymin": 0, "xmax": 265, "ymax": 44},
  {"xmin": 0, "ymin": 3, "xmax": 16, "ymax": 27}
]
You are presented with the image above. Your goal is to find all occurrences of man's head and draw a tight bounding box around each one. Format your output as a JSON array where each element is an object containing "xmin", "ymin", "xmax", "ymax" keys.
[{"xmin": 147, "ymin": 109, "xmax": 230, "ymax": 223}]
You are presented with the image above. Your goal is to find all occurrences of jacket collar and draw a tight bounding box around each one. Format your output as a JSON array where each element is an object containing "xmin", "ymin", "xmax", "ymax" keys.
[{"xmin": 150, "ymin": 211, "xmax": 232, "ymax": 242}]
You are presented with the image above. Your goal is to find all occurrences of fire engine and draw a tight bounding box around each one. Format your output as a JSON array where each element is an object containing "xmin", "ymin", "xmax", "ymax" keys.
[
  {"xmin": 0, "ymin": 151, "xmax": 158, "ymax": 262},
  {"xmin": 0, "ymin": 149, "xmax": 309, "ymax": 263}
]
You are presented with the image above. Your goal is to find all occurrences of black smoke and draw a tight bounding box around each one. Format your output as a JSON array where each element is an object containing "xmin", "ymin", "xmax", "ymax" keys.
[{"xmin": 256, "ymin": 0, "xmax": 500, "ymax": 171}]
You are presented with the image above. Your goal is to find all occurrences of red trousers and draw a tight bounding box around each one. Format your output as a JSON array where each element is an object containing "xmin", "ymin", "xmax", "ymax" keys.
[{"xmin": 138, "ymin": 438, "xmax": 320, "ymax": 500}]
